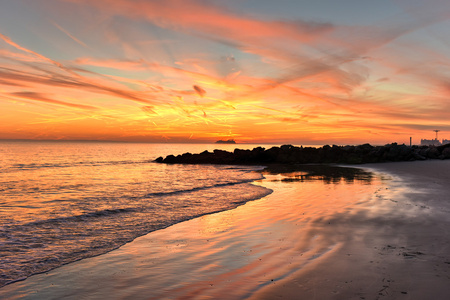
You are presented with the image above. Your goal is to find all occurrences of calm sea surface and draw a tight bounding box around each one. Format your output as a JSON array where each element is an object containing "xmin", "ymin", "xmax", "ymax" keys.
[{"xmin": 0, "ymin": 142, "xmax": 280, "ymax": 287}]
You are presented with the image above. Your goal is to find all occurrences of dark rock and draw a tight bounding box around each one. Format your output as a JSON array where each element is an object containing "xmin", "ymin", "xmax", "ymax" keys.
[
  {"xmin": 425, "ymin": 147, "xmax": 439, "ymax": 159},
  {"xmin": 437, "ymin": 143, "xmax": 450, "ymax": 153},
  {"xmin": 440, "ymin": 147, "xmax": 450, "ymax": 159},
  {"xmin": 280, "ymin": 144, "xmax": 293, "ymax": 151},
  {"xmin": 413, "ymin": 152, "xmax": 426, "ymax": 160},
  {"xmin": 154, "ymin": 143, "xmax": 450, "ymax": 165},
  {"xmin": 343, "ymin": 145, "xmax": 355, "ymax": 152},
  {"xmin": 181, "ymin": 152, "xmax": 193, "ymax": 159},
  {"xmin": 163, "ymin": 154, "xmax": 176, "ymax": 163}
]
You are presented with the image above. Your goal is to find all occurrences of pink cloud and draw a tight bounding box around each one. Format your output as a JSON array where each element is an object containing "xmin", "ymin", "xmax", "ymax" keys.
[
  {"xmin": 63, "ymin": 0, "xmax": 332, "ymax": 42},
  {"xmin": 52, "ymin": 21, "xmax": 89, "ymax": 48}
]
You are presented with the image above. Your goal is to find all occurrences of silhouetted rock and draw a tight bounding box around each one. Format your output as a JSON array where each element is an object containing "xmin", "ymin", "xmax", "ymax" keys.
[
  {"xmin": 155, "ymin": 143, "xmax": 450, "ymax": 165},
  {"xmin": 163, "ymin": 154, "xmax": 176, "ymax": 163},
  {"xmin": 425, "ymin": 147, "xmax": 440, "ymax": 159},
  {"xmin": 441, "ymin": 147, "xmax": 450, "ymax": 159}
]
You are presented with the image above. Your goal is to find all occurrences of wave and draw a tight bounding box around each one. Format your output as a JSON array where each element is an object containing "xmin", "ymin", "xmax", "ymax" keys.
[
  {"xmin": 144, "ymin": 177, "xmax": 262, "ymax": 197},
  {"xmin": 0, "ymin": 182, "xmax": 272, "ymax": 288},
  {"xmin": 3, "ymin": 159, "xmax": 154, "ymax": 172},
  {"xmin": 4, "ymin": 208, "xmax": 139, "ymax": 229},
  {"xmin": 0, "ymin": 154, "xmax": 270, "ymax": 289},
  {"xmin": 5, "ymin": 178, "xmax": 266, "ymax": 229}
]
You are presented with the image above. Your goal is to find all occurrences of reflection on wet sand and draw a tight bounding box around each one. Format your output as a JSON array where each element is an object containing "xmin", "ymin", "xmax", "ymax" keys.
[{"xmin": 262, "ymin": 164, "xmax": 374, "ymax": 184}]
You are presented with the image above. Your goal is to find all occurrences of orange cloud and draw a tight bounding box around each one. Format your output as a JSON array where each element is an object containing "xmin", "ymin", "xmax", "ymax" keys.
[
  {"xmin": 9, "ymin": 91, "xmax": 98, "ymax": 110},
  {"xmin": 1, "ymin": 1, "xmax": 450, "ymax": 144}
]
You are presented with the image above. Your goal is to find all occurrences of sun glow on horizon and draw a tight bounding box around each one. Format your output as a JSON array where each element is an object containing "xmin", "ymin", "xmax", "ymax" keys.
[{"xmin": 1, "ymin": 0, "xmax": 450, "ymax": 145}]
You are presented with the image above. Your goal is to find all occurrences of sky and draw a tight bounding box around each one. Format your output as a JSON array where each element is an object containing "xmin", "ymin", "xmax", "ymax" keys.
[{"xmin": 1, "ymin": 0, "xmax": 450, "ymax": 145}]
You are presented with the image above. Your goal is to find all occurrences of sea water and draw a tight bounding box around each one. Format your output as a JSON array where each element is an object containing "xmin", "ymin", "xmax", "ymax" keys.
[
  {"xmin": 0, "ymin": 148, "xmax": 392, "ymax": 299},
  {"xmin": 0, "ymin": 141, "xmax": 274, "ymax": 287}
]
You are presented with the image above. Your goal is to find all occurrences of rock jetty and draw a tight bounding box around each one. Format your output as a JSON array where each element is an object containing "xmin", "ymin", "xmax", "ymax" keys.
[{"xmin": 155, "ymin": 143, "xmax": 450, "ymax": 165}]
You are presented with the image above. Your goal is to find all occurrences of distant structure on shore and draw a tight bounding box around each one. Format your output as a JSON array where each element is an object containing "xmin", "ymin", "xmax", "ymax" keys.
[
  {"xmin": 420, "ymin": 139, "xmax": 443, "ymax": 146},
  {"xmin": 420, "ymin": 130, "xmax": 449, "ymax": 146},
  {"xmin": 215, "ymin": 139, "xmax": 236, "ymax": 144}
]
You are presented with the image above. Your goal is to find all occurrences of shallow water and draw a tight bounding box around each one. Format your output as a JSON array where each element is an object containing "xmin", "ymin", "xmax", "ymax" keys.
[{"xmin": 0, "ymin": 142, "xmax": 276, "ymax": 287}]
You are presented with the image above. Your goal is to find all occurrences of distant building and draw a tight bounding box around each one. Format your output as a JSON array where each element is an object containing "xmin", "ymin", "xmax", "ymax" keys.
[
  {"xmin": 420, "ymin": 139, "xmax": 441, "ymax": 146},
  {"xmin": 420, "ymin": 130, "xmax": 448, "ymax": 146}
]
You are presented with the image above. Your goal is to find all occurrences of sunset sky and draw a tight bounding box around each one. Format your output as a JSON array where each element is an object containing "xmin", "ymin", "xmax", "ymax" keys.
[{"xmin": 1, "ymin": 0, "xmax": 450, "ymax": 144}]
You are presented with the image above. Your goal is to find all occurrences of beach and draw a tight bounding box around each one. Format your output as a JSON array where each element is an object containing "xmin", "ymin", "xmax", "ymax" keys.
[
  {"xmin": 1, "ymin": 160, "xmax": 450, "ymax": 299},
  {"xmin": 253, "ymin": 160, "xmax": 450, "ymax": 299}
]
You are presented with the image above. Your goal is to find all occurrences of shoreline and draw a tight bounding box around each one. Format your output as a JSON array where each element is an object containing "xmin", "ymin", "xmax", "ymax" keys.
[
  {"xmin": 0, "ymin": 164, "xmax": 271, "ymax": 290},
  {"xmin": 1, "ymin": 160, "xmax": 449, "ymax": 299}
]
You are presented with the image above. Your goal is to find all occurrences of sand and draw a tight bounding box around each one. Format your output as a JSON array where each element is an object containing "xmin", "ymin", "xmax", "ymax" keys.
[
  {"xmin": 251, "ymin": 160, "xmax": 450, "ymax": 299},
  {"xmin": 1, "ymin": 160, "xmax": 449, "ymax": 299}
]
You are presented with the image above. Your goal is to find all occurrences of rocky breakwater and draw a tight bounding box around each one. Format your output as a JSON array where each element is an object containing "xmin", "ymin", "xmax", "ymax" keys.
[{"xmin": 155, "ymin": 143, "xmax": 450, "ymax": 165}]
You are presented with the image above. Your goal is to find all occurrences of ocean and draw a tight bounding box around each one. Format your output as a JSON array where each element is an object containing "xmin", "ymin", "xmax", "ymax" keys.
[{"xmin": 0, "ymin": 141, "xmax": 277, "ymax": 287}]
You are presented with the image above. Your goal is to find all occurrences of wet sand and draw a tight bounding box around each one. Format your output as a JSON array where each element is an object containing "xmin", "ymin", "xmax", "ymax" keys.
[
  {"xmin": 1, "ymin": 161, "xmax": 450, "ymax": 299},
  {"xmin": 253, "ymin": 160, "xmax": 450, "ymax": 299}
]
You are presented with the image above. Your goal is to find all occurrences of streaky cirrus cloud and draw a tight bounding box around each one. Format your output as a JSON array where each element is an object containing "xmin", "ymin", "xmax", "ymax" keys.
[
  {"xmin": 10, "ymin": 91, "xmax": 98, "ymax": 110},
  {"xmin": 0, "ymin": 0, "xmax": 450, "ymax": 143},
  {"xmin": 51, "ymin": 21, "xmax": 89, "ymax": 48}
]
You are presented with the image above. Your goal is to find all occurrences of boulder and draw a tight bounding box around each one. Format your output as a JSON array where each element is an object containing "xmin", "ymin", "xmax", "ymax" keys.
[{"xmin": 440, "ymin": 147, "xmax": 450, "ymax": 159}]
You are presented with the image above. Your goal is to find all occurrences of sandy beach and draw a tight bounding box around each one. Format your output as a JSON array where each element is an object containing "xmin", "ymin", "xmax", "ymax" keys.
[
  {"xmin": 1, "ymin": 160, "xmax": 450, "ymax": 299},
  {"xmin": 253, "ymin": 160, "xmax": 450, "ymax": 299}
]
